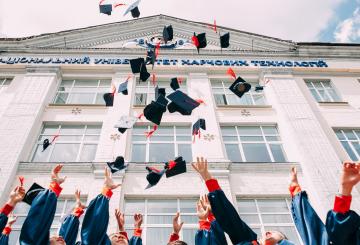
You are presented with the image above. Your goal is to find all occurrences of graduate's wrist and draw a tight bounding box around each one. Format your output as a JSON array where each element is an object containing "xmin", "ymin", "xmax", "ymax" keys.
[
  {"xmin": 5, "ymin": 199, "xmax": 16, "ymax": 208},
  {"xmin": 339, "ymin": 185, "xmax": 353, "ymax": 196}
]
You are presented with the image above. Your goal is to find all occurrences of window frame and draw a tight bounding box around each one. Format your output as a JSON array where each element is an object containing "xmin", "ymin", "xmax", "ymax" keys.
[
  {"xmin": 305, "ymin": 79, "xmax": 341, "ymax": 102},
  {"xmin": 0, "ymin": 77, "xmax": 12, "ymax": 92},
  {"xmin": 334, "ymin": 129, "xmax": 360, "ymax": 161}
]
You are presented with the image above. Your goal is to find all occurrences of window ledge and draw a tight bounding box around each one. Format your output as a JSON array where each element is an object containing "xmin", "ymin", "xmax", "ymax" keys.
[
  {"xmin": 217, "ymin": 105, "xmax": 272, "ymax": 109},
  {"xmin": 318, "ymin": 101, "xmax": 349, "ymax": 106},
  {"xmin": 48, "ymin": 104, "xmax": 107, "ymax": 108},
  {"xmin": 133, "ymin": 105, "xmax": 146, "ymax": 108}
]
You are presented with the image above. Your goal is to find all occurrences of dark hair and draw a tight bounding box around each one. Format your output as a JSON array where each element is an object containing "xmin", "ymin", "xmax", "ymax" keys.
[{"xmin": 167, "ymin": 241, "xmax": 188, "ymax": 245}]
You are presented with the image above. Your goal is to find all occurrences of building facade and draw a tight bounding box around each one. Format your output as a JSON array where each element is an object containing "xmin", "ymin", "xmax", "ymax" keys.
[{"xmin": 0, "ymin": 15, "xmax": 359, "ymax": 245}]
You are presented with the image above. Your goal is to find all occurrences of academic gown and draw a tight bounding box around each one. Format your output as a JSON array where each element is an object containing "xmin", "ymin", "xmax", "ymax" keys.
[
  {"xmin": 195, "ymin": 214, "xmax": 228, "ymax": 245},
  {"xmin": 206, "ymin": 179, "xmax": 295, "ymax": 245},
  {"xmin": 0, "ymin": 204, "xmax": 13, "ymax": 234},
  {"xmin": 291, "ymin": 188, "xmax": 360, "ymax": 245},
  {"xmin": 19, "ymin": 182, "xmax": 62, "ymax": 245}
]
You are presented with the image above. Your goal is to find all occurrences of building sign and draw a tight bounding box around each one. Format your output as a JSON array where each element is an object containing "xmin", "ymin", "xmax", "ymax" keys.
[{"xmin": 0, "ymin": 56, "xmax": 329, "ymax": 68}]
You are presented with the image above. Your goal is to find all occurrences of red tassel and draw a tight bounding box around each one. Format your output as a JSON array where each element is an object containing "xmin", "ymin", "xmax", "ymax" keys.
[
  {"xmin": 207, "ymin": 20, "xmax": 217, "ymax": 33},
  {"xmin": 145, "ymin": 125, "xmax": 158, "ymax": 138},
  {"xmin": 99, "ymin": 0, "xmax": 106, "ymax": 5},
  {"xmin": 50, "ymin": 134, "xmax": 60, "ymax": 144},
  {"xmin": 226, "ymin": 68, "xmax": 237, "ymax": 80},
  {"xmin": 192, "ymin": 35, "xmax": 199, "ymax": 47},
  {"xmin": 18, "ymin": 176, "xmax": 24, "ymax": 187},
  {"xmin": 113, "ymin": 3, "xmax": 126, "ymax": 8},
  {"xmin": 178, "ymin": 78, "xmax": 183, "ymax": 85},
  {"xmin": 149, "ymin": 167, "xmax": 161, "ymax": 173},
  {"xmin": 111, "ymin": 83, "xmax": 116, "ymax": 95},
  {"xmin": 168, "ymin": 160, "xmax": 176, "ymax": 170},
  {"xmin": 155, "ymin": 43, "xmax": 160, "ymax": 58},
  {"xmin": 137, "ymin": 113, "xmax": 144, "ymax": 120},
  {"xmin": 264, "ymin": 78, "xmax": 270, "ymax": 85},
  {"xmin": 152, "ymin": 74, "xmax": 156, "ymax": 86},
  {"xmin": 196, "ymin": 99, "xmax": 206, "ymax": 105}
]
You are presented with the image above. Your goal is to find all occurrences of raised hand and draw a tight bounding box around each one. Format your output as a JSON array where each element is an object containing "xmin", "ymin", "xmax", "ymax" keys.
[
  {"xmin": 200, "ymin": 194, "xmax": 211, "ymax": 213},
  {"xmin": 290, "ymin": 167, "xmax": 299, "ymax": 187},
  {"xmin": 134, "ymin": 213, "xmax": 143, "ymax": 229},
  {"xmin": 6, "ymin": 213, "xmax": 17, "ymax": 227},
  {"xmin": 74, "ymin": 190, "xmax": 86, "ymax": 209},
  {"xmin": 191, "ymin": 157, "xmax": 212, "ymax": 181},
  {"xmin": 104, "ymin": 167, "xmax": 121, "ymax": 190},
  {"xmin": 51, "ymin": 164, "xmax": 66, "ymax": 184},
  {"xmin": 340, "ymin": 162, "xmax": 360, "ymax": 196},
  {"xmin": 172, "ymin": 212, "xmax": 184, "ymax": 235},
  {"xmin": 197, "ymin": 200, "xmax": 210, "ymax": 221},
  {"xmin": 115, "ymin": 209, "xmax": 125, "ymax": 232},
  {"xmin": 8, "ymin": 186, "xmax": 25, "ymax": 207}
]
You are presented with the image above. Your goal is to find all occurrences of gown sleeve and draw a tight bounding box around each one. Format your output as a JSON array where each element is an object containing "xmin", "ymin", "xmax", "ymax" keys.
[
  {"xmin": 290, "ymin": 190, "xmax": 329, "ymax": 245},
  {"xmin": 325, "ymin": 195, "xmax": 360, "ymax": 245},
  {"xmin": 80, "ymin": 187, "xmax": 112, "ymax": 245},
  {"xmin": 0, "ymin": 227, "xmax": 11, "ymax": 245},
  {"xmin": 0, "ymin": 204, "xmax": 13, "ymax": 234},
  {"xmin": 129, "ymin": 228, "xmax": 143, "ymax": 245},
  {"xmin": 19, "ymin": 182, "xmax": 62, "ymax": 245},
  {"xmin": 195, "ymin": 216, "xmax": 228, "ymax": 245},
  {"xmin": 206, "ymin": 179, "xmax": 257, "ymax": 245},
  {"xmin": 59, "ymin": 207, "xmax": 84, "ymax": 245}
]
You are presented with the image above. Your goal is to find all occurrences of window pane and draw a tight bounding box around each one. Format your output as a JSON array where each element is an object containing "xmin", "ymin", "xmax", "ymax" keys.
[
  {"xmin": 79, "ymin": 144, "xmax": 98, "ymax": 162},
  {"xmin": 86, "ymin": 125, "xmax": 102, "ymax": 134},
  {"xmin": 55, "ymin": 93, "xmax": 68, "ymax": 104},
  {"xmin": 253, "ymin": 94, "xmax": 265, "ymax": 105},
  {"xmin": 99, "ymin": 80, "xmax": 111, "ymax": 86},
  {"xmin": 226, "ymin": 94, "xmax": 240, "ymax": 105},
  {"xmin": 343, "ymin": 130, "xmax": 357, "ymax": 140},
  {"xmin": 95, "ymin": 93, "xmax": 106, "ymax": 105},
  {"xmin": 147, "ymin": 200, "xmax": 177, "ymax": 213},
  {"xmin": 221, "ymin": 126, "xmax": 237, "ymax": 135},
  {"xmin": 262, "ymin": 126, "xmax": 278, "ymax": 135},
  {"xmin": 131, "ymin": 144, "xmax": 146, "ymax": 162},
  {"xmin": 125, "ymin": 200, "xmax": 145, "ymax": 214},
  {"xmin": 150, "ymin": 136, "xmax": 174, "ymax": 141},
  {"xmin": 223, "ymin": 136, "xmax": 238, "ymax": 142},
  {"xmin": 177, "ymin": 136, "xmax": 192, "ymax": 141},
  {"xmin": 149, "ymin": 144, "xmax": 174, "ymax": 162},
  {"xmin": 270, "ymin": 144, "xmax": 286, "ymax": 162},
  {"xmin": 58, "ymin": 135, "xmax": 83, "ymax": 141},
  {"xmin": 335, "ymin": 130, "xmax": 345, "ymax": 140},
  {"xmin": 341, "ymin": 141, "xmax": 358, "ymax": 161},
  {"xmin": 327, "ymin": 88, "xmax": 340, "ymax": 101},
  {"xmin": 242, "ymin": 143, "xmax": 271, "ymax": 162},
  {"xmin": 262, "ymin": 214, "xmax": 293, "ymax": 223},
  {"xmin": 14, "ymin": 202, "xmax": 30, "ymax": 214},
  {"xmin": 183, "ymin": 229, "xmax": 197, "ymax": 245},
  {"xmin": 176, "ymin": 127, "xmax": 190, "ymax": 135},
  {"xmin": 178, "ymin": 144, "xmax": 192, "ymax": 162},
  {"xmin": 258, "ymin": 199, "xmax": 289, "ymax": 212},
  {"xmin": 157, "ymin": 127, "xmax": 174, "ymax": 135},
  {"xmin": 135, "ymin": 93, "xmax": 147, "ymax": 105},
  {"xmin": 181, "ymin": 215, "xmax": 198, "ymax": 223},
  {"xmin": 237, "ymin": 199, "xmax": 257, "ymax": 212},
  {"xmin": 240, "ymin": 136, "xmax": 264, "ymax": 141},
  {"xmin": 147, "ymin": 228, "xmax": 172, "ymax": 245},
  {"xmin": 241, "ymin": 214, "xmax": 260, "ymax": 224},
  {"xmin": 42, "ymin": 125, "xmax": 59, "ymax": 134},
  {"xmin": 60, "ymin": 125, "xmax": 85, "ymax": 135},
  {"xmin": 147, "ymin": 215, "xmax": 173, "ymax": 224},
  {"xmin": 309, "ymin": 89, "xmax": 321, "ymax": 102},
  {"xmin": 351, "ymin": 142, "xmax": 360, "ymax": 157},
  {"xmin": 50, "ymin": 144, "xmax": 80, "ymax": 162},
  {"xmin": 32, "ymin": 144, "xmax": 51, "ymax": 162},
  {"xmin": 214, "ymin": 94, "xmax": 226, "ymax": 105},
  {"xmin": 68, "ymin": 93, "xmax": 95, "ymax": 104},
  {"xmin": 237, "ymin": 126, "xmax": 262, "ymax": 135},
  {"xmin": 180, "ymin": 199, "xmax": 197, "ymax": 213},
  {"xmin": 74, "ymin": 79, "xmax": 99, "ymax": 87},
  {"xmin": 225, "ymin": 144, "xmax": 242, "ymax": 162}
]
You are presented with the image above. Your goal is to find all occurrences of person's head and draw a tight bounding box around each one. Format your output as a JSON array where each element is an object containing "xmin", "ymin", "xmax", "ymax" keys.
[
  {"xmin": 236, "ymin": 83, "xmax": 246, "ymax": 92},
  {"xmin": 260, "ymin": 230, "xmax": 287, "ymax": 245},
  {"xmin": 110, "ymin": 233, "xmax": 129, "ymax": 245},
  {"xmin": 49, "ymin": 236, "xmax": 66, "ymax": 245},
  {"xmin": 167, "ymin": 241, "xmax": 188, "ymax": 245}
]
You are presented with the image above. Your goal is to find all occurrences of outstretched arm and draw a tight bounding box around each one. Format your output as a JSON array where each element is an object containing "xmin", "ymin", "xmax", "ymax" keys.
[
  {"xmin": 326, "ymin": 162, "xmax": 360, "ymax": 244},
  {"xmin": 0, "ymin": 213, "xmax": 17, "ymax": 245},
  {"xmin": 192, "ymin": 157, "xmax": 257, "ymax": 244},
  {"xmin": 168, "ymin": 212, "xmax": 184, "ymax": 243}
]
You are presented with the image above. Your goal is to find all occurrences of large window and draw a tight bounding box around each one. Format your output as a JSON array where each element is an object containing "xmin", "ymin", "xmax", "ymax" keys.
[
  {"xmin": 134, "ymin": 79, "xmax": 187, "ymax": 106},
  {"xmin": 335, "ymin": 129, "xmax": 360, "ymax": 161},
  {"xmin": 124, "ymin": 198, "xmax": 198, "ymax": 245},
  {"xmin": 53, "ymin": 79, "xmax": 111, "ymax": 105},
  {"xmin": 212, "ymin": 80, "xmax": 265, "ymax": 106},
  {"xmin": 10, "ymin": 196, "xmax": 87, "ymax": 244},
  {"xmin": 221, "ymin": 126, "xmax": 286, "ymax": 162},
  {"xmin": 131, "ymin": 126, "xmax": 192, "ymax": 163},
  {"xmin": 31, "ymin": 124, "xmax": 102, "ymax": 162},
  {"xmin": 305, "ymin": 80, "xmax": 341, "ymax": 102},
  {"xmin": 0, "ymin": 77, "xmax": 12, "ymax": 92},
  {"xmin": 236, "ymin": 198, "xmax": 301, "ymax": 245}
]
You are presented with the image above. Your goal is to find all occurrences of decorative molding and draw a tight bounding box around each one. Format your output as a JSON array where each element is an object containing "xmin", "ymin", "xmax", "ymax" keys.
[
  {"xmin": 240, "ymin": 109, "xmax": 251, "ymax": 116},
  {"xmin": 71, "ymin": 107, "xmax": 82, "ymax": 115},
  {"xmin": 203, "ymin": 134, "xmax": 215, "ymax": 142},
  {"xmin": 110, "ymin": 133, "xmax": 121, "ymax": 141}
]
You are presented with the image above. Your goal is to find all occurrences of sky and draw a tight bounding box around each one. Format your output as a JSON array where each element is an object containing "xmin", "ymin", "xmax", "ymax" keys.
[{"xmin": 0, "ymin": 0, "xmax": 359, "ymax": 43}]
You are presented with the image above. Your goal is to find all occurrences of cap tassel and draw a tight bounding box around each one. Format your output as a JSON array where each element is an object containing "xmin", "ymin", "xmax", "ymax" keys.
[
  {"xmin": 192, "ymin": 35, "xmax": 200, "ymax": 48},
  {"xmin": 111, "ymin": 83, "xmax": 116, "ymax": 95},
  {"xmin": 178, "ymin": 78, "xmax": 183, "ymax": 85},
  {"xmin": 226, "ymin": 68, "xmax": 237, "ymax": 80},
  {"xmin": 167, "ymin": 160, "xmax": 176, "ymax": 170},
  {"xmin": 137, "ymin": 113, "xmax": 144, "ymax": 120},
  {"xmin": 148, "ymin": 166, "xmax": 161, "ymax": 173},
  {"xmin": 152, "ymin": 74, "xmax": 157, "ymax": 87},
  {"xmin": 113, "ymin": 3, "xmax": 126, "ymax": 8},
  {"xmin": 145, "ymin": 125, "xmax": 158, "ymax": 138},
  {"xmin": 50, "ymin": 134, "xmax": 60, "ymax": 144},
  {"xmin": 264, "ymin": 78, "xmax": 270, "ymax": 85},
  {"xmin": 207, "ymin": 20, "xmax": 217, "ymax": 33},
  {"xmin": 99, "ymin": 0, "xmax": 106, "ymax": 5},
  {"xmin": 196, "ymin": 99, "xmax": 206, "ymax": 105},
  {"xmin": 155, "ymin": 43, "xmax": 160, "ymax": 58},
  {"xmin": 18, "ymin": 176, "xmax": 24, "ymax": 186},
  {"xmin": 192, "ymin": 129, "xmax": 201, "ymax": 143}
]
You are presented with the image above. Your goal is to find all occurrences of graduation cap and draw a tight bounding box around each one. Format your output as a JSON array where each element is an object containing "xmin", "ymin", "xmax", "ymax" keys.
[
  {"xmin": 165, "ymin": 157, "xmax": 187, "ymax": 178},
  {"xmin": 143, "ymin": 95, "xmax": 168, "ymax": 125},
  {"xmin": 192, "ymin": 33, "xmax": 207, "ymax": 53},
  {"xmin": 114, "ymin": 115, "xmax": 138, "ymax": 133},
  {"xmin": 170, "ymin": 78, "xmax": 180, "ymax": 91},
  {"xmin": 255, "ymin": 85, "xmax": 264, "ymax": 92},
  {"xmin": 107, "ymin": 156, "xmax": 128, "ymax": 173},
  {"xmin": 167, "ymin": 90, "xmax": 200, "ymax": 116},
  {"xmin": 220, "ymin": 32, "xmax": 230, "ymax": 49},
  {"xmin": 103, "ymin": 93, "xmax": 114, "ymax": 106},
  {"xmin": 99, "ymin": 4, "xmax": 112, "ymax": 15},
  {"xmin": 42, "ymin": 139, "xmax": 50, "ymax": 151},
  {"xmin": 192, "ymin": 119, "xmax": 206, "ymax": 136},
  {"xmin": 130, "ymin": 58, "xmax": 150, "ymax": 82},
  {"xmin": 145, "ymin": 166, "xmax": 165, "ymax": 189},
  {"xmin": 23, "ymin": 183, "xmax": 45, "ymax": 205},
  {"xmin": 123, "ymin": 0, "xmax": 141, "ymax": 18},
  {"xmin": 145, "ymin": 49, "xmax": 156, "ymax": 69},
  {"xmin": 229, "ymin": 77, "xmax": 252, "ymax": 98},
  {"xmin": 118, "ymin": 81, "xmax": 128, "ymax": 95},
  {"xmin": 163, "ymin": 25, "xmax": 173, "ymax": 43},
  {"xmin": 155, "ymin": 86, "xmax": 166, "ymax": 99}
]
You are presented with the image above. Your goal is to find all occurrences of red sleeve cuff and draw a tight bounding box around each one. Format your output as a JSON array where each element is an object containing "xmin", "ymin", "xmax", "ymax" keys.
[
  {"xmin": 49, "ymin": 181, "xmax": 63, "ymax": 197},
  {"xmin": 72, "ymin": 207, "xmax": 84, "ymax": 218},
  {"xmin": 0, "ymin": 204, "xmax": 14, "ymax": 216},
  {"xmin": 2, "ymin": 227, "xmax": 11, "ymax": 235},
  {"xmin": 333, "ymin": 195, "xmax": 352, "ymax": 214},
  {"xmin": 205, "ymin": 179, "xmax": 221, "ymax": 192},
  {"xmin": 101, "ymin": 187, "xmax": 113, "ymax": 199},
  {"xmin": 199, "ymin": 220, "xmax": 211, "ymax": 231},
  {"xmin": 169, "ymin": 233, "xmax": 179, "ymax": 242},
  {"xmin": 133, "ymin": 228, "xmax": 142, "ymax": 237},
  {"xmin": 208, "ymin": 212, "xmax": 215, "ymax": 222},
  {"xmin": 120, "ymin": 231, "xmax": 129, "ymax": 240},
  {"xmin": 289, "ymin": 184, "xmax": 302, "ymax": 198}
]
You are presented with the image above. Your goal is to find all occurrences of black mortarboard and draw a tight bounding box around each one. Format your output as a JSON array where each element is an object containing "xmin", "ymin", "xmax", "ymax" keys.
[
  {"xmin": 103, "ymin": 93, "xmax": 114, "ymax": 107},
  {"xmin": 170, "ymin": 78, "xmax": 180, "ymax": 91},
  {"xmin": 143, "ymin": 95, "xmax": 168, "ymax": 125},
  {"xmin": 107, "ymin": 156, "xmax": 127, "ymax": 173},
  {"xmin": 118, "ymin": 81, "xmax": 128, "ymax": 95},
  {"xmin": 192, "ymin": 119, "xmax": 206, "ymax": 135},
  {"xmin": 23, "ymin": 183, "xmax": 45, "ymax": 205},
  {"xmin": 99, "ymin": 4, "xmax": 112, "ymax": 15},
  {"xmin": 145, "ymin": 166, "xmax": 165, "ymax": 189},
  {"xmin": 123, "ymin": 0, "xmax": 141, "ymax": 18},
  {"xmin": 165, "ymin": 157, "xmax": 187, "ymax": 178},
  {"xmin": 130, "ymin": 58, "xmax": 144, "ymax": 74},
  {"xmin": 155, "ymin": 86, "xmax": 166, "ymax": 99},
  {"xmin": 163, "ymin": 25, "xmax": 174, "ymax": 43},
  {"xmin": 167, "ymin": 90, "xmax": 200, "ymax": 116},
  {"xmin": 220, "ymin": 32, "xmax": 230, "ymax": 49},
  {"xmin": 255, "ymin": 86, "xmax": 264, "ymax": 92},
  {"xmin": 114, "ymin": 115, "xmax": 137, "ymax": 133},
  {"xmin": 140, "ymin": 62, "xmax": 150, "ymax": 82},
  {"xmin": 229, "ymin": 77, "xmax": 252, "ymax": 98},
  {"xmin": 192, "ymin": 33, "xmax": 207, "ymax": 53},
  {"xmin": 145, "ymin": 49, "xmax": 156, "ymax": 69},
  {"xmin": 42, "ymin": 139, "xmax": 50, "ymax": 151}
]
